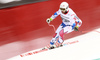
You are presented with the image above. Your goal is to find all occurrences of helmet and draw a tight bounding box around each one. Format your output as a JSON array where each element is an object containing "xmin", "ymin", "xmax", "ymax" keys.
[{"xmin": 60, "ymin": 2, "xmax": 69, "ymax": 12}]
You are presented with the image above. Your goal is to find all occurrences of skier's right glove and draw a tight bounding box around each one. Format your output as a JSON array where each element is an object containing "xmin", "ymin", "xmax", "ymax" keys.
[
  {"xmin": 74, "ymin": 26, "xmax": 79, "ymax": 31},
  {"xmin": 46, "ymin": 18, "xmax": 51, "ymax": 24}
]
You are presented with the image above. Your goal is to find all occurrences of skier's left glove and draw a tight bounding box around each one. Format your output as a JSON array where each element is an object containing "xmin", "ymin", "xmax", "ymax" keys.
[{"xmin": 74, "ymin": 26, "xmax": 79, "ymax": 31}]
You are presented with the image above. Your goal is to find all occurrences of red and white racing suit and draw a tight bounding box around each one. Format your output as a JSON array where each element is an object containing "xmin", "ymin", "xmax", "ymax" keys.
[{"xmin": 49, "ymin": 8, "xmax": 82, "ymax": 45}]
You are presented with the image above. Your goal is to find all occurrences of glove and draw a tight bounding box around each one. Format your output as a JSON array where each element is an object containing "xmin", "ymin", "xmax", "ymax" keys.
[
  {"xmin": 46, "ymin": 18, "xmax": 51, "ymax": 24},
  {"xmin": 74, "ymin": 26, "xmax": 79, "ymax": 31}
]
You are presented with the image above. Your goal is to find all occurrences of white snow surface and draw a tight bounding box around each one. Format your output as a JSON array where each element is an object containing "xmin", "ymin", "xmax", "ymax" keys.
[{"xmin": 8, "ymin": 28, "xmax": 100, "ymax": 60}]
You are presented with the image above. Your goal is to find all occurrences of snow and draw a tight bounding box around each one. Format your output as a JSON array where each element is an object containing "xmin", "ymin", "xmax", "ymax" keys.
[{"xmin": 8, "ymin": 28, "xmax": 100, "ymax": 60}]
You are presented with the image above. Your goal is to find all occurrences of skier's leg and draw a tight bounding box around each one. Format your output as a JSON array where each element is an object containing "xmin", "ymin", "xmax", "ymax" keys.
[
  {"xmin": 58, "ymin": 26, "xmax": 74, "ymax": 44},
  {"xmin": 50, "ymin": 25, "xmax": 63, "ymax": 45},
  {"xmin": 43, "ymin": 24, "xmax": 63, "ymax": 49}
]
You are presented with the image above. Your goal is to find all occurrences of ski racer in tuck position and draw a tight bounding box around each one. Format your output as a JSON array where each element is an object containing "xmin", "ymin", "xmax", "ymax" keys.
[{"xmin": 45, "ymin": 2, "xmax": 82, "ymax": 49}]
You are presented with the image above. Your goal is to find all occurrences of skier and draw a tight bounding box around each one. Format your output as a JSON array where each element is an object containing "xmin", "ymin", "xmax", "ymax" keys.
[{"xmin": 45, "ymin": 2, "xmax": 82, "ymax": 49}]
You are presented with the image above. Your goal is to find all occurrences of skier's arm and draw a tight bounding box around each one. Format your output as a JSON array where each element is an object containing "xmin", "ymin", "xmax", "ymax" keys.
[
  {"xmin": 73, "ymin": 14, "xmax": 82, "ymax": 31},
  {"xmin": 50, "ymin": 11, "xmax": 60, "ymax": 21},
  {"xmin": 46, "ymin": 10, "xmax": 60, "ymax": 23}
]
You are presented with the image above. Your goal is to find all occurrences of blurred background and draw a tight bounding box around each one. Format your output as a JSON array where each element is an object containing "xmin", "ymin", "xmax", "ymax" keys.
[{"xmin": 0, "ymin": 0, "xmax": 100, "ymax": 60}]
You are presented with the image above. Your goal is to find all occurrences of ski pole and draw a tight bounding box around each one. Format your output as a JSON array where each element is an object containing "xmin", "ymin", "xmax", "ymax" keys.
[{"xmin": 48, "ymin": 23, "xmax": 56, "ymax": 32}]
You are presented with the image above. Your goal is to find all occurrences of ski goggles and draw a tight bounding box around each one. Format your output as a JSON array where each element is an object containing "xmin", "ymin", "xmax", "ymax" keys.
[{"xmin": 60, "ymin": 8, "xmax": 66, "ymax": 11}]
